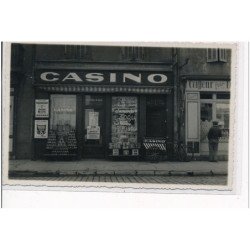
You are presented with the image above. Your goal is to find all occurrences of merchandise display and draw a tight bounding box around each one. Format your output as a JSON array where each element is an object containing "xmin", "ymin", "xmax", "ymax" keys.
[
  {"xmin": 46, "ymin": 128, "xmax": 77, "ymax": 157},
  {"xmin": 110, "ymin": 96, "xmax": 140, "ymax": 157}
]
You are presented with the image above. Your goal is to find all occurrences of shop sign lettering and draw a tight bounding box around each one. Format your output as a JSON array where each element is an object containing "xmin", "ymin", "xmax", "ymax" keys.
[
  {"xmin": 186, "ymin": 80, "xmax": 230, "ymax": 92},
  {"xmin": 37, "ymin": 71, "xmax": 172, "ymax": 85}
]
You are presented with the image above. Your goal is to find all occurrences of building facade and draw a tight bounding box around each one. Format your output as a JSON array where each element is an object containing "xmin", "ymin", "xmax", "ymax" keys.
[{"xmin": 9, "ymin": 44, "xmax": 231, "ymax": 161}]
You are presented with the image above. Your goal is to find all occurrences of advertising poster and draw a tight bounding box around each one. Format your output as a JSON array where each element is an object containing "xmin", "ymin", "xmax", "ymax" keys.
[
  {"xmin": 34, "ymin": 120, "xmax": 48, "ymax": 139},
  {"xmin": 35, "ymin": 99, "xmax": 49, "ymax": 118},
  {"xmin": 87, "ymin": 126, "xmax": 100, "ymax": 140}
]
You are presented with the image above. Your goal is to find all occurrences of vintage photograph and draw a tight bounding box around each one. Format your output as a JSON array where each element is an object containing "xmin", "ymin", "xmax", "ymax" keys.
[{"xmin": 3, "ymin": 42, "xmax": 236, "ymax": 190}]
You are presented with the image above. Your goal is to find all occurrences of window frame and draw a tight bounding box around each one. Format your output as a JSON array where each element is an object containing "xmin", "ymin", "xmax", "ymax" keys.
[
  {"xmin": 219, "ymin": 48, "xmax": 227, "ymax": 62},
  {"xmin": 207, "ymin": 48, "xmax": 228, "ymax": 63}
]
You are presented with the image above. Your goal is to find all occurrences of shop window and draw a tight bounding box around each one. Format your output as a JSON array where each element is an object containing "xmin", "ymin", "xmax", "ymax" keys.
[
  {"xmin": 216, "ymin": 103, "xmax": 229, "ymax": 129},
  {"xmin": 50, "ymin": 95, "xmax": 76, "ymax": 130},
  {"xmin": 110, "ymin": 96, "xmax": 139, "ymax": 155},
  {"xmin": 200, "ymin": 103, "xmax": 213, "ymax": 142},
  {"xmin": 216, "ymin": 103, "xmax": 230, "ymax": 142},
  {"xmin": 200, "ymin": 103, "xmax": 213, "ymax": 122},
  {"xmin": 200, "ymin": 100, "xmax": 230, "ymax": 144},
  {"xmin": 46, "ymin": 95, "xmax": 77, "ymax": 156},
  {"xmin": 207, "ymin": 48, "xmax": 228, "ymax": 62}
]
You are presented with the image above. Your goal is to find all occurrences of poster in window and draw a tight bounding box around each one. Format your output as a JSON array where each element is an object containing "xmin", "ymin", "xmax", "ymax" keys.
[
  {"xmin": 35, "ymin": 99, "xmax": 49, "ymax": 118},
  {"xmin": 34, "ymin": 120, "xmax": 48, "ymax": 139},
  {"xmin": 87, "ymin": 126, "xmax": 100, "ymax": 140},
  {"xmin": 111, "ymin": 96, "xmax": 138, "ymax": 148}
]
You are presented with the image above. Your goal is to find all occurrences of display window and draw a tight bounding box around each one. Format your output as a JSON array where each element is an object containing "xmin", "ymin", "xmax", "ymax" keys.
[
  {"xmin": 46, "ymin": 95, "xmax": 77, "ymax": 156},
  {"xmin": 110, "ymin": 96, "xmax": 139, "ymax": 156},
  {"xmin": 200, "ymin": 93, "xmax": 230, "ymax": 143}
]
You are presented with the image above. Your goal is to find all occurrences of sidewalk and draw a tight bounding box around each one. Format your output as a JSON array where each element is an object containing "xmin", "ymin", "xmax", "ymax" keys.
[{"xmin": 8, "ymin": 159, "xmax": 228, "ymax": 177}]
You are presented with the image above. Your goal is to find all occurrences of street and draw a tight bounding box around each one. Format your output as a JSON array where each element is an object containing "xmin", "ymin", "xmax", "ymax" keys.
[{"xmin": 9, "ymin": 174, "xmax": 227, "ymax": 186}]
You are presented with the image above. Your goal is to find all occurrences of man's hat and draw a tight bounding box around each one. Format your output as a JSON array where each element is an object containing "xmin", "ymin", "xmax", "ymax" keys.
[{"xmin": 213, "ymin": 121, "xmax": 219, "ymax": 126}]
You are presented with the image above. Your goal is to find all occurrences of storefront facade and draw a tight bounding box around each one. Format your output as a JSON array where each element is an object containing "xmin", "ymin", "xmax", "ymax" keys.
[
  {"xmin": 184, "ymin": 78, "xmax": 230, "ymax": 160},
  {"xmin": 9, "ymin": 44, "xmax": 232, "ymax": 161},
  {"xmin": 33, "ymin": 68, "xmax": 174, "ymax": 160}
]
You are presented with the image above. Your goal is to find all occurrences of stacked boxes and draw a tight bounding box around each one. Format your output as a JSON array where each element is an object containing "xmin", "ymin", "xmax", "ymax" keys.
[
  {"xmin": 46, "ymin": 130, "xmax": 57, "ymax": 150},
  {"xmin": 45, "ymin": 129, "xmax": 77, "ymax": 156},
  {"xmin": 67, "ymin": 130, "xmax": 77, "ymax": 150},
  {"xmin": 52, "ymin": 136, "xmax": 69, "ymax": 155}
]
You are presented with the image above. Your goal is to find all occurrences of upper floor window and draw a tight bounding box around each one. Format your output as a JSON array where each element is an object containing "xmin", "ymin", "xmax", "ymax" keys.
[
  {"xmin": 64, "ymin": 45, "xmax": 92, "ymax": 60},
  {"xmin": 121, "ymin": 46, "xmax": 146, "ymax": 61},
  {"xmin": 207, "ymin": 48, "xmax": 227, "ymax": 63}
]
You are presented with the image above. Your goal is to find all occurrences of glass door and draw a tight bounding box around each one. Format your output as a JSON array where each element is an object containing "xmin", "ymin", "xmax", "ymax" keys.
[{"xmin": 83, "ymin": 95, "xmax": 105, "ymax": 158}]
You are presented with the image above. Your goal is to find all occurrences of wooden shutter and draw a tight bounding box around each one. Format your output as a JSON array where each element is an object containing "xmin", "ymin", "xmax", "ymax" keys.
[
  {"xmin": 219, "ymin": 49, "xmax": 227, "ymax": 62},
  {"xmin": 207, "ymin": 48, "xmax": 218, "ymax": 62}
]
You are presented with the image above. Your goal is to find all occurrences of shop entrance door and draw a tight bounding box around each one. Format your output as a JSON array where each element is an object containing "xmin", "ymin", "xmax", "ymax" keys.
[
  {"xmin": 83, "ymin": 95, "xmax": 105, "ymax": 158},
  {"xmin": 146, "ymin": 96, "xmax": 167, "ymax": 138}
]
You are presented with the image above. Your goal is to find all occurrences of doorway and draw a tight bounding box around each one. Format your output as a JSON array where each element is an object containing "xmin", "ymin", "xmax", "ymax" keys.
[
  {"xmin": 146, "ymin": 95, "xmax": 167, "ymax": 138},
  {"xmin": 82, "ymin": 95, "xmax": 106, "ymax": 158}
]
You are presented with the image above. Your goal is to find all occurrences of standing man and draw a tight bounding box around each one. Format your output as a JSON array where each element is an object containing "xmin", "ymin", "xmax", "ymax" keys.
[{"xmin": 207, "ymin": 121, "xmax": 222, "ymax": 162}]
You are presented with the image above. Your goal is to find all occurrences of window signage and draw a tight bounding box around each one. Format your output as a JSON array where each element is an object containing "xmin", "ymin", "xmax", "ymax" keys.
[
  {"xmin": 34, "ymin": 120, "xmax": 48, "ymax": 139},
  {"xmin": 35, "ymin": 99, "xmax": 49, "ymax": 118},
  {"xmin": 87, "ymin": 126, "xmax": 100, "ymax": 140},
  {"xmin": 35, "ymin": 70, "xmax": 173, "ymax": 85},
  {"xmin": 186, "ymin": 80, "xmax": 230, "ymax": 92}
]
